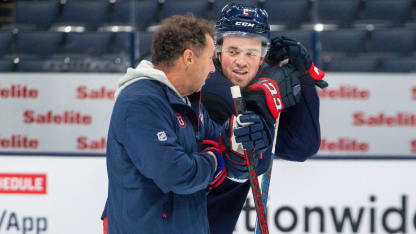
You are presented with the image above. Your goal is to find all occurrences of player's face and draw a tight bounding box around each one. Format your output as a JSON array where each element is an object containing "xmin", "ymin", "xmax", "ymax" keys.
[
  {"xmin": 218, "ymin": 36, "xmax": 264, "ymax": 88},
  {"xmin": 188, "ymin": 34, "xmax": 216, "ymax": 94}
]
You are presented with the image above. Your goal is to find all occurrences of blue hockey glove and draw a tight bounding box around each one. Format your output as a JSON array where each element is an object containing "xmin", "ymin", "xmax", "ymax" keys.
[
  {"xmin": 267, "ymin": 36, "xmax": 328, "ymax": 88},
  {"xmin": 200, "ymin": 140, "xmax": 227, "ymax": 190},
  {"xmin": 221, "ymin": 111, "xmax": 271, "ymax": 157},
  {"xmin": 217, "ymin": 111, "xmax": 272, "ymax": 181}
]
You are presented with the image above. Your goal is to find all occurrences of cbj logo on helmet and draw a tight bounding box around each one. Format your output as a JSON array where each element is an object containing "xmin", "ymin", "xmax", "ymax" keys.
[{"xmin": 243, "ymin": 8, "xmax": 249, "ymax": 16}]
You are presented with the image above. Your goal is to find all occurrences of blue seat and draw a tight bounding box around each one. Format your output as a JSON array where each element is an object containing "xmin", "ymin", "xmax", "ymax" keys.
[
  {"xmin": 325, "ymin": 57, "xmax": 379, "ymax": 72},
  {"xmin": 0, "ymin": 59, "xmax": 14, "ymax": 72},
  {"xmin": 320, "ymin": 29, "xmax": 367, "ymax": 55},
  {"xmin": 16, "ymin": 32, "xmax": 64, "ymax": 57},
  {"xmin": 59, "ymin": 1, "xmax": 110, "ymax": 30},
  {"xmin": 111, "ymin": 1, "xmax": 159, "ymax": 31},
  {"xmin": 0, "ymin": 31, "xmax": 12, "ymax": 57},
  {"xmin": 113, "ymin": 32, "xmax": 132, "ymax": 55},
  {"xmin": 12, "ymin": 1, "xmax": 59, "ymax": 30},
  {"xmin": 263, "ymin": 0, "xmax": 309, "ymax": 29},
  {"xmin": 17, "ymin": 58, "xmax": 58, "ymax": 72},
  {"xmin": 138, "ymin": 32, "xmax": 153, "ymax": 60},
  {"xmin": 381, "ymin": 57, "xmax": 416, "ymax": 72},
  {"xmin": 270, "ymin": 30, "xmax": 313, "ymax": 51},
  {"xmin": 160, "ymin": 0, "xmax": 210, "ymax": 21},
  {"xmin": 317, "ymin": 0, "xmax": 360, "ymax": 27},
  {"xmin": 63, "ymin": 32, "xmax": 112, "ymax": 56},
  {"xmin": 357, "ymin": 0, "xmax": 412, "ymax": 27},
  {"xmin": 369, "ymin": 29, "xmax": 416, "ymax": 55}
]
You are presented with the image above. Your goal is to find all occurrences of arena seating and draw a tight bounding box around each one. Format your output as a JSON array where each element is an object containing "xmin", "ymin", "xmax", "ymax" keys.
[
  {"xmin": 324, "ymin": 56, "xmax": 379, "ymax": 72},
  {"xmin": 380, "ymin": 57, "xmax": 416, "ymax": 72},
  {"xmin": 0, "ymin": 58, "xmax": 13, "ymax": 72},
  {"xmin": 270, "ymin": 30, "xmax": 314, "ymax": 51},
  {"xmin": 317, "ymin": 0, "xmax": 360, "ymax": 28},
  {"xmin": 108, "ymin": 1, "xmax": 159, "ymax": 31},
  {"xmin": 263, "ymin": 0, "xmax": 309, "ymax": 29},
  {"xmin": 0, "ymin": 0, "xmax": 415, "ymax": 73},
  {"xmin": 160, "ymin": 0, "xmax": 211, "ymax": 20},
  {"xmin": 15, "ymin": 31, "xmax": 64, "ymax": 57},
  {"xmin": 355, "ymin": 0, "xmax": 413, "ymax": 28},
  {"xmin": 11, "ymin": 1, "xmax": 59, "ymax": 30},
  {"xmin": 0, "ymin": 31, "xmax": 12, "ymax": 57},
  {"xmin": 62, "ymin": 32, "xmax": 112, "ymax": 56},
  {"xmin": 320, "ymin": 29, "xmax": 368, "ymax": 55}
]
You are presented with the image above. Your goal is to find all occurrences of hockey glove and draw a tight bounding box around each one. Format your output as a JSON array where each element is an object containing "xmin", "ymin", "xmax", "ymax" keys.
[
  {"xmin": 245, "ymin": 64, "xmax": 301, "ymax": 127},
  {"xmin": 267, "ymin": 36, "xmax": 328, "ymax": 88},
  {"xmin": 200, "ymin": 140, "xmax": 227, "ymax": 190},
  {"xmin": 220, "ymin": 111, "xmax": 271, "ymax": 162},
  {"xmin": 218, "ymin": 112, "xmax": 271, "ymax": 179}
]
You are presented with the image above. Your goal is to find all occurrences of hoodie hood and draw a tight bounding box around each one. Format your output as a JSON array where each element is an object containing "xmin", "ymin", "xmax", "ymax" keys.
[{"xmin": 115, "ymin": 60, "xmax": 184, "ymax": 100}]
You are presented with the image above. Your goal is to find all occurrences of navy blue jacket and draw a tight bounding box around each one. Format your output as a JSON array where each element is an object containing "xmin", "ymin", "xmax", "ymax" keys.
[
  {"xmin": 202, "ymin": 68, "xmax": 321, "ymax": 234},
  {"xmin": 104, "ymin": 65, "xmax": 224, "ymax": 233}
]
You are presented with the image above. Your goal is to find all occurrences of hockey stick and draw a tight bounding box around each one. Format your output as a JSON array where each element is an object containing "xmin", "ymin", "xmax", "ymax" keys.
[
  {"xmin": 255, "ymin": 116, "xmax": 280, "ymax": 234},
  {"xmin": 230, "ymin": 86, "xmax": 269, "ymax": 234}
]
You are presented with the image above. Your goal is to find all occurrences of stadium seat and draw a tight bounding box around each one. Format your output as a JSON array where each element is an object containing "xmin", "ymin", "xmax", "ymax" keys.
[
  {"xmin": 16, "ymin": 57, "xmax": 59, "ymax": 72},
  {"xmin": 160, "ymin": 0, "xmax": 210, "ymax": 21},
  {"xmin": 380, "ymin": 57, "xmax": 416, "ymax": 72},
  {"xmin": 0, "ymin": 31, "xmax": 12, "ymax": 57},
  {"xmin": 270, "ymin": 30, "xmax": 313, "ymax": 51},
  {"xmin": 369, "ymin": 29, "xmax": 416, "ymax": 55},
  {"xmin": 138, "ymin": 32, "xmax": 153, "ymax": 60},
  {"xmin": 320, "ymin": 29, "xmax": 367, "ymax": 55},
  {"xmin": 262, "ymin": 0, "xmax": 309, "ymax": 29},
  {"xmin": 113, "ymin": 32, "xmax": 132, "ymax": 55},
  {"xmin": 325, "ymin": 56, "xmax": 379, "ymax": 72},
  {"xmin": 111, "ymin": 1, "xmax": 159, "ymax": 31},
  {"xmin": 15, "ymin": 32, "xmax": 64, "ymax": 57},
  {"xmin": 317, "ymin": 0, "xmax": 360, "ymax": 28},
  {"xmin": 63, "ymin": 32, "xmax": 112, "ymax": 56},
  {"xmin": 12, "ymin": 1, "xmax": 59, "ymax": 30},
  {"xmin": 355, "ymin": 0, "xmax": 412, "ymax": 27},
  {"xmin": 57, "ymin": 1, "xmax": 110, "ymax": 31},
  {"xmin": 0, "ymin": 59, "xmax": 14, "ymax": 72}
]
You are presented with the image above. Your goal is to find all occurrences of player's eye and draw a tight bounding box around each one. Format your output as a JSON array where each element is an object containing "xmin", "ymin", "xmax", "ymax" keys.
[
  {"xmin": 246, "ymin": 51, "xmax": 260, "ymax": 57},
  {"xmin": 226, "ymin": 49, "xmax": 239, "ymax": 56}
]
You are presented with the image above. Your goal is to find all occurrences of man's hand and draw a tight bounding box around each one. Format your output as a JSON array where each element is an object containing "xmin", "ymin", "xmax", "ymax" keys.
[
  {"xmin": 267, "ymin": 36, "xmax": 328, "ymax": 88},
  {"xmin": 245, "ymin": 64, "xmax": 301, "ymax": 127},
  {"xmin": 222, "ymin": 111, "xmax": 271, "ymax": 156},
  {"xmin": 218, "ymin": 112, "xmax": 272, "ymax": 181},
  {"xmin": 200, "ymin": 140, "xmax": 227, "ymax": 190}
]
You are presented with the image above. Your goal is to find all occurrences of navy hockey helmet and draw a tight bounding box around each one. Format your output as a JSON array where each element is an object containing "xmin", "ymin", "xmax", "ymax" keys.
[{"xmin": 215, "ymin": 2, "xmax": 270, "ymax": 54}]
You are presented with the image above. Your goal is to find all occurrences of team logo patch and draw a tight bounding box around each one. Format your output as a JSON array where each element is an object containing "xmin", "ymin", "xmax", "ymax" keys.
[
  {"xmin": 243, "ymin": 8, "xmax": 249, "ymax": 16},
  {"xmin": 176, "ymin": 113, "xmax": 186, "ymax": 128},
  {"xmin": 157, "ymin": 131, "xmax": 167, "ymax": 141}
]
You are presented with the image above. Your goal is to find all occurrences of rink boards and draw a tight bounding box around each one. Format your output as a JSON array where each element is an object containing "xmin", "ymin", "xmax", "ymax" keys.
[{"xmin": 0, "ymin": 72, "xmax": 415, "ymax": 233}]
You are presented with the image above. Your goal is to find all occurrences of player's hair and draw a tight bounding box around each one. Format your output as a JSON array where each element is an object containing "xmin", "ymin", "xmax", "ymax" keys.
[{"xmin": 152, "ymin": 14, "xmax": 215, "ymax": 68}]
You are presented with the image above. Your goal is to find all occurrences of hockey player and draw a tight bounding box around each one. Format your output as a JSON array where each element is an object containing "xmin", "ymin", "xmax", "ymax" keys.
[
  {"xmin": 101, "ymin": 15, "xmax": 272, "ymax": 233},
  {"xmin": 202, "ymin": 3, "xmax": 328, "ymax": 233}
]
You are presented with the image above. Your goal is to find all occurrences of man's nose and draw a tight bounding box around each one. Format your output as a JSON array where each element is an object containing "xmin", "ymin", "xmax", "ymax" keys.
[{"xmin": 234, "ymin": 54, "xmax": 247, "ymax": 67}]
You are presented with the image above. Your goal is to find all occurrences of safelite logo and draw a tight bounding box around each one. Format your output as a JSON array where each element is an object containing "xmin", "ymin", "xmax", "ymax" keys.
[{"xmin": 0, "ymin": 173, "xmax": 47, "ymax": 194}]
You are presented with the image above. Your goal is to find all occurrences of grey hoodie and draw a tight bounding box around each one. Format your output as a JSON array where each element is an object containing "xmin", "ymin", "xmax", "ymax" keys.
[{"xmin": 115, "ymin": 60, "xmax": 189, "ymax": 104}]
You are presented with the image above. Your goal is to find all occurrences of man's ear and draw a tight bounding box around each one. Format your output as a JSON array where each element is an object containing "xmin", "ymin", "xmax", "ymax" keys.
[
  {"xmin": 216, "ymin": 52, "xmax": 221, "ymax": 61},
  {"xmin": 260, "ymin": 56, "xmax": 265, "ymax": 65},
  {"xmin": 183, "ymin": 49, "xmax": 194, "ymax": 66}
]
